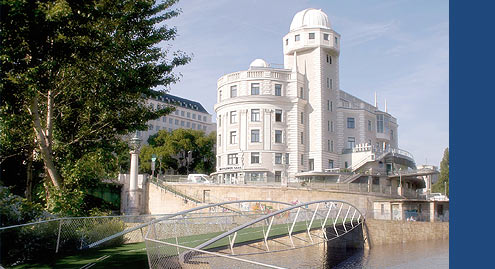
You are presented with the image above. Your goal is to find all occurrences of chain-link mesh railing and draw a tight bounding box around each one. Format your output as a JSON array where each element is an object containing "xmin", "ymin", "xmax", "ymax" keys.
[{"xmin": 145, "ymin": 200, "xmax": 364, "ymax": 269}]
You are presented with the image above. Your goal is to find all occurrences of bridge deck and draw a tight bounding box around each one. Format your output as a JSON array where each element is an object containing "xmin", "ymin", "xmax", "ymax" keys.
[{"xmin": 14, "ymin": 218, "xmax": 357, "ymax": 268}]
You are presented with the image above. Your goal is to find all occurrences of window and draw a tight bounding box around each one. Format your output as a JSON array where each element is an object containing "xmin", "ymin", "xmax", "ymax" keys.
[
  {"xmin": 203, "ymin": 126, "xmax": 206, "ymax": 131},
  {"xmin": 218, "ymin": 156, "xmax": 221, "ymax": 166},
  {"xmin": 198, "ymin": 124, "xmax": 201, "ymax": 130},
  {"xmin": 175, "ymin": 119, "xmax": 179, "ymax": 125},
  {"xmin": 300, "ymin": 154, "xmax": 304, "ymax": 165},
  {"xmin": 327, "ymin": 77, "xmax": 330, "ymax": 88},
  {"xmin": 295, "ymin": 34, "xmax": 300, "ymax": 41},
  {"xmin": 342, "ymin": 100, "xmax": 350, "ymax": 108},
  {"xmin": 368, "ymin": 120, "xmax": 372, "ymax": 131},
  {"xmin": 203, "ymin": 115, "xmax": 207, "ymax": 121},
  {"xmin": 251, "ymin": 152, "xmax": 260, "ymax": 164},
  {"xmin": 300, "ymin": 132, "xmax": 304, "ymax": 144},
  {"xmin": 192, "ymin": 114, "xmax": 196, "ymax": 119},
  {"xmin": 192, "ymin": 123, "xmax": 196, "ymax": 129},
  {"xmin": 330, "ymin": 101, "xmax": 333, "ymax": 111},
  {"xmin": 286, "ymin": 39, "xmax": 288, "ymax": 45},
  {"xmin": 218, "ymin": 115, "xmax": 221, "ymax": 127},
  {"xmin": 275, "ymin": 130, "xmax": 282, "ymax": 143},
  {"xmin": 180, "ymin": 120, "xmax": 184, "ymax": 126},
  {"xmin": 334, "ymin": 36, "xmax": 338, "ymax": 46},
  {"xmin": 228, "ymin": 154, "xmax": 238, "ymax": 165},
  {"xmin": 230, "ymin": 111, "xmax": 237, "ymax": 124},
  {"xmin": 300, "ymin": 87, "xmax": 304, "ymax": 99},
  {"xmin": 328, "ymin": 160, "xmax": 334, "ymax": 169},
  {"xmin": 327, "ymin": 121, "xmax": 330, "ymax": 132},
  {"xmin": 327, "ymin": 100, "xmax": 330, "ymax": 110},
  {"xmin": 285, "ymin": 153, "xmax": 289, "ymax": 164},
  {"xmin": 181, "ymin": 111, "xmax": 184, "ymax": 117},
  {"xmin": 251, "ymin": 109, "xmax": 260, "ymax": 122},
  {"xmin": 345, "ymin": 161, "xmax": 348, "ymax": 168},
  {"xmin": 187, "ymin": 112, "xmax": 190, "ymax": 118},
  {"xmin": 377, "ymin": 114, "xmax": 384, "ymax": 133},
  {"xmin": 275, "ymin": 109, "xmax": 282, "ymax": 122},
  {"xmin": 163, "ymin": 116, "xmax": 166, "ymax": 122},
  {"xmin": 275, "ymin": 171, "xmax": 281, "ymax": 182},
  {"xmin": 186, "ymin": 122, "xmax": 190, "ymax": 127},
  {"xmin": 218, "ymin": 134, "xmax": 221, "ymax": 146},
  {"xmin": 275, "ymin": 153, "xmax": 282, "ymax": 164},
  {"xmin": 169, "ymin": 118, "xmax": 173, "ymax": 124},
  {"xmin": 328, "ymin": 140, "xmax": 331, "ymax": 151},
  {"xmin": 251, "ymin": 129, "xmax": 260, "ymax": 142},
  {"xmin": 347, "ymin": 117, "xmax": 355, "ymax": 129},
  {"xmin": 309, "ymin": 159, "xmax": 314, "ymax": 171},
  {"xmin": 331, "ymin": 140, "xmax": 334, "ymax": 152},
  {"xmin": 391, "ymin": 129, "xmax": 394, "ymax": 140},
  {"xmin": 248, "ymin": 172, "xmax": 262, "ymax": 181},
  {"xmin": 347, "ymin": 137, "xmax": 355, "ymax": 149},
  {"xmin": 309, "ymin": 33, "xmax": 315, "ymax": 39},
  {"xmin": 251, "ymin": 83, "xmax": 260, "ymax": 95},
  {"xmin": 330, "ymin": 79, "xmax": 333, "ymax": 89},
  {"xmin": 275, "ymin": 84, "xmax": 282, "ymax": 96},
  {"xmin": 149, "ymin": 124, "xmax": 153, "ymax": 130},
  {"xmin": 230, "ymin": 131, "xmax": 237, "ymax": 144},
  {"xmin": 331, "ymin": 121, "xmax": 334, "ymax": 132},
  {"xmin": 329, "ymin": 55, "xmax": 332, "ymax": 64},
  {"xmin": 219, "ymin": 90, "xmax": 222, "ymax": 101},
  {"xmin": 230, "ymin": 85, "xmax": 237, "ymax": 98},
  {"xmin": 300, "ymin": 112, "xmax": 304, "ymax": 124},
  {"xmin": 323, "ymin": 33, "xmax": 329, "ymax": 40},
  {"xmin": 381, "ymin": 204, "xmax": 384, "ymax": 215},
  {"xmin": 174, "ymin": 110, "xmax": 179, "ymax": 115},
  {"xmin": 155, "ymin": 125, "xmax": 159, "ymax": 131}
]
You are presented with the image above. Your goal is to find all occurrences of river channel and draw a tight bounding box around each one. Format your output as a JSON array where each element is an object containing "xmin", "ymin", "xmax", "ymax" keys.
[{"xmin": 211, "ymin": 239, "xmax": 449, "ymax": 268}]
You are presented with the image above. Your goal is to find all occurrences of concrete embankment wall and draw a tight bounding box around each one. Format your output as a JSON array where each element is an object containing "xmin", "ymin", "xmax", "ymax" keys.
[
  {"xmin": 364, "ymin": 219, "xmax": 449, "ymax": 246},
  {"xmin": 146, "ymin": 183, "xmax": 396, "ymax": 215}
]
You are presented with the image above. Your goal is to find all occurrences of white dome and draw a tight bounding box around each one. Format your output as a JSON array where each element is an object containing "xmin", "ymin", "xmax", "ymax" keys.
[
  {"xmin": 289, "ymin": 8, "xmax": 331, "ymax": 31},
  {"xmin": 249, "ymin": 58, "xmax": 268, "ymax": 68}
]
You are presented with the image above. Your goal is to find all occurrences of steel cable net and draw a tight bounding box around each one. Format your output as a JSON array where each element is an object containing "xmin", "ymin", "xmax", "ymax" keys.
[{"xmin": 145, "ymin": 201, "xmax": 363, "ymax": 269}]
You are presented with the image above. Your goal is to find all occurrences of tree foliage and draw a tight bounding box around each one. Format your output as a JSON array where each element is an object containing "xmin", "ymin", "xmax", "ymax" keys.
[
  {"xmin": 432, "ymin": 147, "xmax": 449, "ymax": 196},
  {"xmin": 139, "ymin": 129, "xmax": 216, "ymax": 175},
  {"xmin": 0, "ymin": 0, "xmax": 189, "ymax": 215}
]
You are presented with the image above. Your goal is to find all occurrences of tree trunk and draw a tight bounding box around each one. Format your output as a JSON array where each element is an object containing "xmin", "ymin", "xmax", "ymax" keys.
[
  {"xmin": 25, "ymin": 150, "xmax": 33, "ymax": 201},
  {"xmin": 28, "ymin": 94, "xmax": 62, "ymax": 188}
]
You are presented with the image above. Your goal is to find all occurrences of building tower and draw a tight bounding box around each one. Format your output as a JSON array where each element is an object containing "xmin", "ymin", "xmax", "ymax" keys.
[{"xmin": 282, "ymin": 9, "xmax": 341, "ymax": 171}]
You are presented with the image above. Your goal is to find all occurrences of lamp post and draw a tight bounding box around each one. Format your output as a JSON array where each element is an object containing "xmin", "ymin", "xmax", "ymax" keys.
[{"xmin": 127, "ymin": 132, "xmax": 141, "ymax": 215}]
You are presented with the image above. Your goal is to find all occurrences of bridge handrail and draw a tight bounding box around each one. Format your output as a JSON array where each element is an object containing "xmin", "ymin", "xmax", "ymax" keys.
[
  {"xmin": 186, "ymin": 199, "xmax": 364, "ymax": 252},
  {"xmin": 89, "ymin": 200, "xmax": 293, "ymax": 249}
]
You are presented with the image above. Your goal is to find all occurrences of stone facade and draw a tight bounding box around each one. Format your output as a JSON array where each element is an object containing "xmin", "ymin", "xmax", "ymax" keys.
[{"xmin": 214, "ymin": 8, "xmax": 409, "ymax": 185}]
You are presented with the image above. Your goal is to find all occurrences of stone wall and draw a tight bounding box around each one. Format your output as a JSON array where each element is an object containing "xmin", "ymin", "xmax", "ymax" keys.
[
  {"xmin": 146, "ymin": 182, "xmax": 400, "ymax": 215},
  {"xmin": 364, "ymin": 219, "xmax": 449, "ymax": 246}
]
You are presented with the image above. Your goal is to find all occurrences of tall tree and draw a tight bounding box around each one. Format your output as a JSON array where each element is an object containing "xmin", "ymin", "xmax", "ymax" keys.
[
  {"xmin": 1, "ymin": 0, "xmax": 189, "ymax": 214},
  {"xmin": 432, "ymin": 147, "xmax": 449, "ymax": 196}
]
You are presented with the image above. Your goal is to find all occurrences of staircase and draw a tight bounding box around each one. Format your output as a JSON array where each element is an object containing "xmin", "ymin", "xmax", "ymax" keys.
[
  {"xmin": 340, "ymin": 173, "xmax": 364, "ymax": 184},
  {"xmin": 150, "ymin": 178, "xmax": 241, "ymax": 213}
]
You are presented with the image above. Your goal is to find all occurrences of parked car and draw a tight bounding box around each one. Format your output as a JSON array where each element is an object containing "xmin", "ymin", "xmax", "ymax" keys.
[{"xmin": 187, "ymin": 174, "xmax": 211, "ymax": 184}]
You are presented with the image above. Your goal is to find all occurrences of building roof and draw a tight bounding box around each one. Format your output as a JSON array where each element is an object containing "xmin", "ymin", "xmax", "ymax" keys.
[
  {"xmin": 249, "ymin": 58, "xmax": 269, "ymax": 68},
  {"xmin": 152, "ymin": 91, "xmax": 209, "ymax": 114},
  {"xmin": 290, "ymin": 8, "xmax": 331, "ymax": 31}
]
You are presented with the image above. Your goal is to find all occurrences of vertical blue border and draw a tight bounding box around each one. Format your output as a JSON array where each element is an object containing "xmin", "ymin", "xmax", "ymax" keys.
[{"xmin": 451, "ymin": 1, "xmax": 494, "ymax": 268}]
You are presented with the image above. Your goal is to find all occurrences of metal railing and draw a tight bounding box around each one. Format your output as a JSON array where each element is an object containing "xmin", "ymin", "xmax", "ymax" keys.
[
  {"xmin": 145, "ymin": 200, "xmax": 364, "ymax": 268},
  {"xmin": 0, "ymin": 214, "xmax": 178, "ymax": 267},
  {"xmin": 369, "ymin": 209, "xmax": 449, "ymax": 222}
]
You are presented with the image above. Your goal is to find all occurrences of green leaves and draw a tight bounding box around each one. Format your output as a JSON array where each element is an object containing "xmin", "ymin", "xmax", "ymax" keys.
[{"xmin": 139, "ymin": 129, "xmax": 216, "ymax": 175}]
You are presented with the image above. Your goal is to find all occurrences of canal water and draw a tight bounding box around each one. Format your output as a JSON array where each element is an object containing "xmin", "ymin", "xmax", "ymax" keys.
[
  {"xmin": 334, "ymin": 239, "xmax": 449, "ymax": 268},
  {"xmin": 219, "ymin": 239, "xmax": 449, "ymax": 268}
]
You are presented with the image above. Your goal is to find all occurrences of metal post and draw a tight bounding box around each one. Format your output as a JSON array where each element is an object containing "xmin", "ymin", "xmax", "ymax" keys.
[
  {"xmin": 307, "ymin": 203, "xmax": 319, "ymax": 243},
  {"xmin": 333, "ymin": 203, "xmax": 344, "ymax": 236},
  {"xmin": 264, "ymin": 216, "xmax": 274, "ymax": 251},
  {"xmin": 343, "ymin": 206, "xmax": 351, "ymax": 232},
  {"xmin": 350, "ymin": 209, "xmax": 357, "ymax": 228},
  {"xmin": 55, "ymin": 219, "xmax": 63, "ymax": 253}
]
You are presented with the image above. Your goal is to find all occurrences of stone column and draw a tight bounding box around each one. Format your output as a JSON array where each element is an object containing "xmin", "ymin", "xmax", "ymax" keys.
[{"xmin": 126, "ymin": 133, "xmax": 141, "ymax": 215}]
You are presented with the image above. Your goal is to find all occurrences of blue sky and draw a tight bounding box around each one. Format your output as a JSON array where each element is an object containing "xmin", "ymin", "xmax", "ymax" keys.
[{"xmin": 162, "ymin": 0, "xmax": 449, "ymax": 167}]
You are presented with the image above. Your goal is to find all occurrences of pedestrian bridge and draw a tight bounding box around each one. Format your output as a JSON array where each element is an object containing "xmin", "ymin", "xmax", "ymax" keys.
[{"xmin": 140, "ymin": 199, "xmax": 365, "ymax": 268}]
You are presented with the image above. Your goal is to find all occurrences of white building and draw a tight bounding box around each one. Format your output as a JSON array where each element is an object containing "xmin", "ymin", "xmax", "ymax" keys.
[
  {"xmin": 214, "ymin": 8, "xmax": 417, "ymax": 187},
  {"xmin": 138, "ymin": 93, "xmax": 215, "ymax": 143}
]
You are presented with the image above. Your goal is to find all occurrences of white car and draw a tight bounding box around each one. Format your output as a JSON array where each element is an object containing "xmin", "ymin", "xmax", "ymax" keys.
[{"xmin": 187, "ymin": 174, "xmax": 211, "ymax": 184}]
